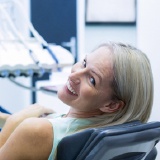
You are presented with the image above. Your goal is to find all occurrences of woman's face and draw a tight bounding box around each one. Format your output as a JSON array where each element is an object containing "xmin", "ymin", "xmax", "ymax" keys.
[{"xmin": 58, "ymin": 46, "xmax": 114, "ymax": 116}]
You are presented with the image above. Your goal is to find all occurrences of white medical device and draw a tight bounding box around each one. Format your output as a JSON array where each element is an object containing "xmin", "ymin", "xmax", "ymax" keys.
[{"xmin": 0, "ymin": 0, "xmax": 74, "ymax": 78}]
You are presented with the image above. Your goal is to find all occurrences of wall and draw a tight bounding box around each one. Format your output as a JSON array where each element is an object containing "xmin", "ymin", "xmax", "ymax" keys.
[
  {"xmin": 0, "ymin": 78, "xmax": 31, "ymax": 113},
  {"xmin": 85, "ymin": 24, "xmax": 136, "ymax": 53},
  {"xmin": 77, "ymin": 0, "xmax": 85, "ymax": 61},
  {"xmin": 137, "ymin": 0, "xmax": 160, "ymax": 158}
]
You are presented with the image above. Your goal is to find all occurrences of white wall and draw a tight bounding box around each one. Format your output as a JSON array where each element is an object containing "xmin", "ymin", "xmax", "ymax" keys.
[
  {"xmin": 137, "ymin": 0, "xmax": 160, "ymax": 159},
  {"xmin": 0, "ymin": 78, "xmax": 31, "ymax": 113},
  {"xmin": 85, "ymin": 24, "xmax": 136, "ymax": 53},
  {"xmin": 77, "ymin": 0, "xmax": 85, "ymax": 61}
]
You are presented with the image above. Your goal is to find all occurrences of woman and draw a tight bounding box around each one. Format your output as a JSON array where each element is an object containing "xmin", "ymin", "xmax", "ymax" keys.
[{"xmin": 0, "ymin": 42, "xmax": 153, "ymax": 160}]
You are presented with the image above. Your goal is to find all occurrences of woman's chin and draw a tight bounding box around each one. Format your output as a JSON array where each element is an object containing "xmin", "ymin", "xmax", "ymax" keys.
[{"xmin": 57, "ymin": 85, "xmax": 77, "ymax": 107}]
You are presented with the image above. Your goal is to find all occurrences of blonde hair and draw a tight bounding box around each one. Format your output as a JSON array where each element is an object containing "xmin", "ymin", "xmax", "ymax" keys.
[{"xmin": 86, "ymin": 42, "xmax": 154, "ymax": 128}]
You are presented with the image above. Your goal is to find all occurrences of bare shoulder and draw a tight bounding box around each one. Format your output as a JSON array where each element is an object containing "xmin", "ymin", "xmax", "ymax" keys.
[
  {"xmin": 22, "ymin": 117, "xmax": 53, "ymax": 141},
  {"xmin": 0, "ymin": 118, "xmax": 53, "ymax": 160}
]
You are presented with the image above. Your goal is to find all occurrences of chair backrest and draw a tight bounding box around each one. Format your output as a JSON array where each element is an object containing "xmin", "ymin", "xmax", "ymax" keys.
[
  {"xmin": 145, "ymin": 147, "xmax": 157, "ymax": 160},
  {"xmin": 57, "ymin": 121, "xmax": 160, "ymax": 160}
]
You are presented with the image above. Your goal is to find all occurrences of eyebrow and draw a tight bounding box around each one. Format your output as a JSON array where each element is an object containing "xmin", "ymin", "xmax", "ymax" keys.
[{"xmin": 85, "ymin": 55, "xmax": 102, "ymax": 83}]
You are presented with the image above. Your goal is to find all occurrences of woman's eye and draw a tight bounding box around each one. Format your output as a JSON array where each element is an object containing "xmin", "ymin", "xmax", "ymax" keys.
[
  {"xmin": 90, "ymin": 77, "xmax": 96, "ymax": 86},
  {"xmin": 83, "ymin": 59, "xmax": 86, "ymax": 68}
]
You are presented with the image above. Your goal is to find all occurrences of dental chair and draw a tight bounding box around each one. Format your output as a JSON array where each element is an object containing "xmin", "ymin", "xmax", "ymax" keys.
[{"xmin": 57, "ymin": 120, "xmax": 160, "ymax": 160}]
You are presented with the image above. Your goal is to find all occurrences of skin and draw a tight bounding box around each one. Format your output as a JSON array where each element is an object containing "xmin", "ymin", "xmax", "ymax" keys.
[
  {"xmin": 0, "ymin": 113, "xmax": 10, "ymax": 128},
  {"xmin": 0, "ymin": 46, "xmax": 123, "ymax": 159},
  {"xmin": 0, "ymin": 104, "xmax": 54, "ymax": 160},
  {"xmin": 58, "ymin": 46, "xmax": 123, "ymax": 118}
]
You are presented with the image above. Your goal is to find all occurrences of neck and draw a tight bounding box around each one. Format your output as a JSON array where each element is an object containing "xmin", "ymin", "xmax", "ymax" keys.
[{"xmin": 65, "ymin": 108, "xmax": 104, "ymax": 118}]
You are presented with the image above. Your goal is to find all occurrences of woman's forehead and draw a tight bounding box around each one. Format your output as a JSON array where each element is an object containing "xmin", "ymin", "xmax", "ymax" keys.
[
  {"xmin": 90, "ymin": 46, "xmax": 112, "ymax": 57},
  {"xmin": 87, "ymin": 47, "xmax": 114, "ymax": 80},
  {"xmin": 88, "ymin": 47, "xmax": 113, "ymax": 66}
]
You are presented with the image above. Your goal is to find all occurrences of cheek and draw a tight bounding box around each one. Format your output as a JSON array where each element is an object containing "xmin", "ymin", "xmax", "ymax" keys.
[
  {"xmin": 79, "ymin": 86, "xmax": 100, "ymax": 105},
  {"xmin": 80, "ymin": 85, "xmax": 94, "ymax": 97},
  {"xmin": 57, "ymin": 86, "xmax": 67, "ymax": 102},
  {"xmin": 57, "ymin": 88, "xmax": 63, "ymax": 101},
  {"xmin": 80, "ymin": 92, "xmax": 104, "ymax": 111}
]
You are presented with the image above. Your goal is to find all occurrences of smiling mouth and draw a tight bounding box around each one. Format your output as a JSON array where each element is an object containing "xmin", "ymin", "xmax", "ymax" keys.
[{"xmin": 66, "ymin": 81, "xmax": 78, "ymax": 95}]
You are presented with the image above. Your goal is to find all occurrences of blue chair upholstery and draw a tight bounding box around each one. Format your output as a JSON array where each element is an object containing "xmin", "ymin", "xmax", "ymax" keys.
[
  {"xmin": 145, "ymin": 147, "xmax": 157, "ymax": 160},
  {"xmin": 57, "ymin": 121, "xmax": 160, "ymax": 160}
]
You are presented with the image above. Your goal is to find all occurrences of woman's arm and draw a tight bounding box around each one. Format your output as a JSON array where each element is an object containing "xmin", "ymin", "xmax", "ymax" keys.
[
  {"xmin": 0, "ymin": 118, "xmax": 53, "ymax": 160},
  {"xmin": 0, "ymin": 104, "xmax": 54, "ymax": 147}
]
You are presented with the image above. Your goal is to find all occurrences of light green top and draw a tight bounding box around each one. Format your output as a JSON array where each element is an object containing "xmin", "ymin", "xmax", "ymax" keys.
[{"xmin": 46, "ymin": 113, "xmax": 98, "ymax": 160}]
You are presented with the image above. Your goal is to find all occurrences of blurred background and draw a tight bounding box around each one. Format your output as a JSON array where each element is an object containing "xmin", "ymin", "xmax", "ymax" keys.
[{"xmin": 0, "ymin": 0, "xmax": 160, "ymax": 158}]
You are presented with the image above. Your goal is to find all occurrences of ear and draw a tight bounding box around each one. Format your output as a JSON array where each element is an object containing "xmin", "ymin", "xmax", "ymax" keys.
[{"xmin": 99, "ymin": 101, "xmax": 124, "ymax": 113}]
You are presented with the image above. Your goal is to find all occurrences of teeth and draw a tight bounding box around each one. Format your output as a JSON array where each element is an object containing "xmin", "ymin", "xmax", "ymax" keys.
[{"xmin": 67, "ymin": 81, "xmax": 77, "ymax": 95}]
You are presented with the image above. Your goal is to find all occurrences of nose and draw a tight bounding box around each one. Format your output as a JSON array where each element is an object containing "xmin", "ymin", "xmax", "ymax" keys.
[{"xmin": 69, "ymin": 63, "xmax": 85, "ymax": 84}]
